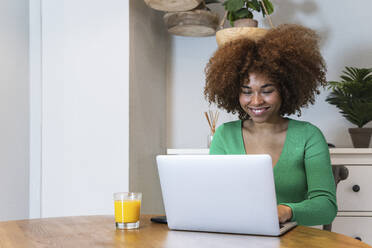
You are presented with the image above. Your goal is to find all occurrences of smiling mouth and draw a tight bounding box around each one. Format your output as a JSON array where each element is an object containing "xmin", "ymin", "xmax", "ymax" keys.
[{"xmin": 249, "ymin": 107, "xmax": 270, "ymax": 116}]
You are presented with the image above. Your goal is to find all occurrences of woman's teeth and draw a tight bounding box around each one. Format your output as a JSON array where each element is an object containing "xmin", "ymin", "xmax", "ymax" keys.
[{"xmin": 250, "ymin": 107, "xmax": 269, "ymax": 115}]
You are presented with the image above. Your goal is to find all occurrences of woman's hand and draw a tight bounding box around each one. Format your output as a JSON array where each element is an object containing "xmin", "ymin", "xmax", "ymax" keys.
[{"xmin": 277, "ymin": 205, "xmax": 292, "ymax": 223}]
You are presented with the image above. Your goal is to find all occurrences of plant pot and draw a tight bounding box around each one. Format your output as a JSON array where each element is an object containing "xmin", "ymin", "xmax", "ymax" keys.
[
  {"xmin": 348, "ymin": 128, "xmax": 372, "ymax": 148},
  {"xmin": 216, "ymin": 27, "xmax": 268, "ymax": 47},
  {"xmin": 234, "ymin": 18, "xmax": 258, "ymax": 28}
]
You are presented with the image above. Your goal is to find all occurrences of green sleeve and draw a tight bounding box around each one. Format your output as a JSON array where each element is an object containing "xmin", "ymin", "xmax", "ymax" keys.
[
  {"xmin": 282, "ymin": 125, "xmax": 338, "ymax": 225},
  {"xmin": 209, "ymin": 124, "xmax": 227, "ymax": 155}
]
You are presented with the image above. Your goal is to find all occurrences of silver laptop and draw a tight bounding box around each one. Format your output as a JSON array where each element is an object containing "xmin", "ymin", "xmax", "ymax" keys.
[{"xmin": 156, "ymin": 155, "xmax": 297, "ymax": 236}]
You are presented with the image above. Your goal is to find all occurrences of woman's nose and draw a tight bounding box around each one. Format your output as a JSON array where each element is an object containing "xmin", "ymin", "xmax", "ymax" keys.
[{"xmin": 250, "ymin": 94, "xmax": 264, "ymax": 105}]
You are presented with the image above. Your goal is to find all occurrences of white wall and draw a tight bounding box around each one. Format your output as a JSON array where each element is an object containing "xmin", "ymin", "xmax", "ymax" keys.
[
  {"xmin": 0, "ymin": 0, "xmax": 29, "ymax": 221},
  {"xmin": 28, "ymin": 0, "xmax": 168, "ymax": 218},
  {"xmin": 40, "ymin": 0, "xmax": 130, "ymax": 217},
  {"xmin": 29, "ymin": 0, "xmax": 42, "ymax": 219},
  {"xmin": 167, "ymin": 0, "xmax": 372, "ymax": 149}
]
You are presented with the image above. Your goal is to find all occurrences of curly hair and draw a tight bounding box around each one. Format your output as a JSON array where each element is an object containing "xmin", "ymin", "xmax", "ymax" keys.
[{"xmin": 204, "ymin": 24, "xmax": 327, "ymax": 120}]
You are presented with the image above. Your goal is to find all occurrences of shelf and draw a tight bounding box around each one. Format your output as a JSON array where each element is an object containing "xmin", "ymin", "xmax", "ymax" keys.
[
  {"xmin": 329, "ymin": 148, "xmax": 372, "ymax": 165},
  {"xmin": 337, "ymin": 211, "xmax": 372, "ymax": 217},
  {"xmin": 329, "ymin": 148, "xmax": 372, "ymax": 154},
  {"xmin": 167, "ymin": 148, "xmax": 372, "ymax": 165}
]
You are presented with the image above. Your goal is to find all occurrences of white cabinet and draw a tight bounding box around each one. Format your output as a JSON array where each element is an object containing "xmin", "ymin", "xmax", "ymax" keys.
[
  {"xmin": 337, "ymin": 166, "xmax": 372, "ymax": 211},
  {"xmin": 333, "ymin": 216, "xmax": 372, "ymax": 244},
  {"xmin": 330, "ymin": 148, "xmax": 372, "ymax": 245},
  {"xmin": 167, "ymin": 148, "xmax": 372, "ymax": 245}
]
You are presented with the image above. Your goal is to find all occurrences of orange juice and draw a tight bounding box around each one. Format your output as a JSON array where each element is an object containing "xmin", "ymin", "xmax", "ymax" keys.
[{"xmin": 114, "ymin": 200, "xmax": 141, "ymax": 223}]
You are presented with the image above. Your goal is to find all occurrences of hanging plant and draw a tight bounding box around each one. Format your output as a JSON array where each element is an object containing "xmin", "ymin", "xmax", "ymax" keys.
[{"xmin": 223, "ymin": 0, "xmax": 274, "ymax": 26}]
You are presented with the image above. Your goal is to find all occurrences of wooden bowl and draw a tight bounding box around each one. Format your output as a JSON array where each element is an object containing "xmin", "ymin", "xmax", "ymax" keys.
[
  {"xmin": 216, "ymin": 27, "xmax": 269, "ymax": 47},
  {"xmin": 144, "ymin": 0, "xmax": 202, "ymax": 12},
  {"xmin": 164, "ymin": 10, "xmax": 219, "ymax": 37}
]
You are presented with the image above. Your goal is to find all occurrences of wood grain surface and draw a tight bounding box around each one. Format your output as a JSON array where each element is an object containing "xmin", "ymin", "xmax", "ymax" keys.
[
  {"xmin": 164, "ymin": 10, "xmax": 219, "ymax": 37},
  {"xmin": 216, "ymin": 27, "xmax": 269, "ymax": 47},
  {"xmin": 144, "ymin": 0, "xmax": 202, "ymax": 12},
  {"xmin": 0, "ymin": 215, "xmax": 371, "ymax": 248}
]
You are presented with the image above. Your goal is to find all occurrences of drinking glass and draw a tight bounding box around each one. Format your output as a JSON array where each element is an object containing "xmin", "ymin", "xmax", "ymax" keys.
[{"xmin": 113, "ymin": 192, "xmax": 142, "ymax": 229}]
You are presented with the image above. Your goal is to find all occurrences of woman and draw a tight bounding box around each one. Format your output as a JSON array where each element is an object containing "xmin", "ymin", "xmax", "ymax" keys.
[{"xmin": 204, "ymin": 24, "xmax": 337, "ymax": 226}]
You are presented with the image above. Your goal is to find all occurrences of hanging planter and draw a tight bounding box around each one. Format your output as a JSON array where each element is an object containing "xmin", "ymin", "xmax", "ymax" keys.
[
  {"xmin": 215, "ymin": 0, "xmax": 274, "ymax": 47},
  {"xmin": 164, "ymin": 6, "xmax": 219, "ymax": 37},
  {"xmin": 216, "ymin": 26, "xmax": 268, "ymax": 46},
  {"xmin": 144, "ymin": 0, "xmax": 203, "ymax": 12}
]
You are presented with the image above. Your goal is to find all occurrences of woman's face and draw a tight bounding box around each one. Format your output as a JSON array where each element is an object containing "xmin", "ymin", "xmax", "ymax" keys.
[{"xmin": 239, "ymin": 72, "xmax": 282, "ymax": 123}]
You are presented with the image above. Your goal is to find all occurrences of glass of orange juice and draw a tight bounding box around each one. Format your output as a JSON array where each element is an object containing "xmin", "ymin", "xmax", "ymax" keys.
[{"xmin": 113, "ymin": 192, "xmax": 142, "ymax": 229}]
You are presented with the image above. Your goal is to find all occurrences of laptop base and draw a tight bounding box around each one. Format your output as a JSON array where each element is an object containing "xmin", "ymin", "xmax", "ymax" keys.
[{"xmin": 150, "ymin": 215, "xmax": 167, "ymax": 224}]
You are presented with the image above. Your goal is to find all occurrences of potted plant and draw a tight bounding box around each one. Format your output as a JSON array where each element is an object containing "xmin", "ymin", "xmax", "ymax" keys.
[
  {"xmin": 223, "ymin": 0, "xmax": 274, "ymax": 27},
  {"xmin": 326, "ymin": 67, "xmax": 372, "ymax": 148},
  {"xmin": 215, "ymin": 0, "xmax": 274, "ymax": 47}
]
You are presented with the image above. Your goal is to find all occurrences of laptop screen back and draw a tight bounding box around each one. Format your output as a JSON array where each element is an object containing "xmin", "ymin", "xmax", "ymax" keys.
[{"xmin": 156, "ymin": 155, "xmax": 281, "ymax": 236}]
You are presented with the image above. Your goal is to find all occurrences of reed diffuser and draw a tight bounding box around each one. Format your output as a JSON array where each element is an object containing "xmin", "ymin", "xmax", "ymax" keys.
[{"xmin": 204, "ymin": 110, "xmax": 219, "ymax": 148}]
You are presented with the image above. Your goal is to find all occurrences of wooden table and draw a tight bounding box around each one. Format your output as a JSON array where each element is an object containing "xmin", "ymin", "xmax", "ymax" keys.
[{"xmin": 0, "ymin": 215, "xmax": 371, "ymax": 248}]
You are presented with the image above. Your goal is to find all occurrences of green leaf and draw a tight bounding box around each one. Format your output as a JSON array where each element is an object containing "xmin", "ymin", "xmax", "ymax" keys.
[
  {"xmin": 342, "ymin": 67, "xmax": 372, "ymax": 82},
  {"xmin": 227, "ymin": 11, "xmax": 237, "ymax": 26},
  {"xmin": 263, "ymin": 0, "xmax": 274, "ymax": 13},
  {"xmin": 228, "ymin": 11, "xmax": 237, "ymax": 21},
  {"xmin": 205, "ymin": 0, "xmax": 220, "ymax": 4},
  {"xmin": 235, "ymin": 8, "xmax": 253, "ymax": 18},
  {"xmin": 224, "ymin": 0, "xmax": 244, "ymax": 11},
  {"xmin": 327, "ymin": 81, "xmax": 341, "ymax": 90},
  {"xmin": 261, "ymin": 0, "xmax": 274, "ymax": 17},
  {"xmin": 247, "ymin": 0, "xmax": 261, "ymax": 11}
]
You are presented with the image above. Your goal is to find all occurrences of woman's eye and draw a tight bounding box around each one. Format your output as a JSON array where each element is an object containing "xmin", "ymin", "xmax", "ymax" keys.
[
  {"xmin": 242, "ymin": 91, "xmax": 252, "ymax": 95},
  {"xmin": 263, "ymin": 90, "xmax": 274, "ymax": 94}
]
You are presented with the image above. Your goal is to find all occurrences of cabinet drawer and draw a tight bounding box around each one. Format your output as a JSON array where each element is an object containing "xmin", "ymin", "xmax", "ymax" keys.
[
  {"xmin": 337, "ymin": 166, "xmax": 372, "ymax": 211},
  {"xmin": 332, "ymin": 217, "xmax": 372, "ymax": 245}
]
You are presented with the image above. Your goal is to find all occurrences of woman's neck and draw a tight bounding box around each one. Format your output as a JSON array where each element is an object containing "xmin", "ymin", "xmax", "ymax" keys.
[{"xmin": 244, "ymin": 116, "xmax": 288, "ymax": 134}]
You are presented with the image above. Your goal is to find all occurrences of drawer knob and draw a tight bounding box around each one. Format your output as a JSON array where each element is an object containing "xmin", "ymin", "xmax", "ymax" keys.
[
  {"xmin": 355, "ymin": 237, "xmax": 362, "ymax": 241},
  {"xmin": 352, "ymin": 185, "xmax": 360, "ymax": 192}
]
